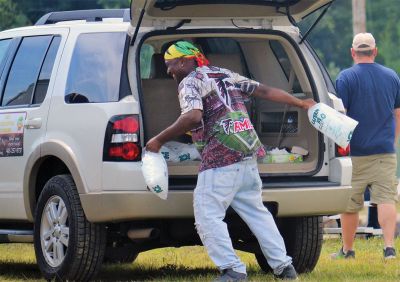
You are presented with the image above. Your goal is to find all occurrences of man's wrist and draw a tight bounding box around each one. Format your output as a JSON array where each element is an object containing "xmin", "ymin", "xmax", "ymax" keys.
[{"xmin": 155, "ymin": 134, "xmax": 167, "ymax": 145}]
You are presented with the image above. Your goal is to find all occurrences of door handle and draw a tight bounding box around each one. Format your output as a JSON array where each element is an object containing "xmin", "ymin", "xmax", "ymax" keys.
[{"xmin": 24, "ymin": 118, "xmax": 42, "ymax": 129}]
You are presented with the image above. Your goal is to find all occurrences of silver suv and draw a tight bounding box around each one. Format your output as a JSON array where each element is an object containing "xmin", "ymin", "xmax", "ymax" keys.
[{"xmin": 0, "ymin": 1, "xmax": 350, "ymax": 281}]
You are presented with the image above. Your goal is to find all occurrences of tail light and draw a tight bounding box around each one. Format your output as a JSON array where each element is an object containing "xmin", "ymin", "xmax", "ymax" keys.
[
  {"xmin": 103, "ymin": 115, "xmax": 141, "ymax": 162},
  {"xmin": 336, "ymin": 144, "xmax": 350, "ymax": 157}
]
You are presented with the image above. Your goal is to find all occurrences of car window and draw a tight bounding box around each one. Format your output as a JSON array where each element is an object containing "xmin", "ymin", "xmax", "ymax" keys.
[
  {"xmin": 199, "ymin": 38, "xmax": 241, "ymax": 54},
  {"xmin": 0, "ymin": 39, "xmax": 11, "ymax": 74},
  {"xmin": 33, "ymin": 36, "xmax": 61, "ymax": 105},
  {"xmin": 1, "ymin": 36, "xmax": 53, "ymax": 107},
  {"xmin": 197, "ymin": 37, "xmax": 250, "ymax": 77},
  {"xmin": 65, "ymin": 32, "xmax": 126, "ymax": 103},
  {"xmin": 269, "ymin": 41, "xmax": 302, "ymax": 94},
  {"xmin": 140, "ymin": 44, "xmax": 155, "ymax": 79}
]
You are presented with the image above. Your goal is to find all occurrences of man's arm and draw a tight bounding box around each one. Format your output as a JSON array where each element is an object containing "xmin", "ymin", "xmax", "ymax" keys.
[
  {"xmin": 394, "ymin": 108, "xmax": 400, "ymax": 146},
  {"xmin": 251, "ymin": 83, "xmax": 315, "ymax": 109},
  {"xmin": 145, "ymin": 109, "xmax": 203, "ymax": 152}
]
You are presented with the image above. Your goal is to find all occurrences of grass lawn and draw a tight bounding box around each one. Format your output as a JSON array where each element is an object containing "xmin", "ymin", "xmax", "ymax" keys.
[{"xmin": 0, "ymin": 237, "xmax": 399, "ymax": 281}]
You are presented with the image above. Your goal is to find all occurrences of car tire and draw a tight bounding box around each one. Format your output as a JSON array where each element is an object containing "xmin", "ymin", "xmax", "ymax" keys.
[
  {"xmin": 34, "ymin": 174, "xmax": 106, "ymax": 281},
  {"xmin": 255, "ymin": 216, "xmax": 323, "ymax": 274},
  {"xmin": 104, "ymin": 244, "xmax": 139, "ymax": 264}
]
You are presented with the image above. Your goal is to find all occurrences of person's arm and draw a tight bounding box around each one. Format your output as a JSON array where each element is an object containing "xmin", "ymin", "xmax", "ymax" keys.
[
  {"xmin": 251, "ymin": 83, "xmax": 316, "ymax": 110},
  {"xmin": 394, "ymin": 108, "xmax": 400, "ymax": 146},
  {"xmin": 146, "ymin": 109, "xmax": 203, "ymax": 153}
]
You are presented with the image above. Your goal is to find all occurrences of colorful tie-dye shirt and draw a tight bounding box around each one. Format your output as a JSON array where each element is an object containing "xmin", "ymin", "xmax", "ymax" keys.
[{"xmin": 178, "ymin": 65, "xmax": 265, "ymax": 171}]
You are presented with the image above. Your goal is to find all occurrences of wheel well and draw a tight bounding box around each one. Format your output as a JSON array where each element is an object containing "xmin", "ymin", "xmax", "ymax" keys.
[{"xmin": 32, "ymin": 156, "xmax": 70, "ymax": 213}]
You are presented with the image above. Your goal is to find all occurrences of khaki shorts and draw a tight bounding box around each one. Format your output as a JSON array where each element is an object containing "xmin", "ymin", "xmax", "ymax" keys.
[{"xmin": 346, "ymin": 154, "xmax": 399, "ymax": 213}]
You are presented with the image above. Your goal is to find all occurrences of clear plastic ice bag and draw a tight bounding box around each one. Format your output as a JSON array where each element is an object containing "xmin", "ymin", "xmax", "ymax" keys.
[{"xmin": 141, "ymin": 150, "xmax": 168, "ymax": 200}]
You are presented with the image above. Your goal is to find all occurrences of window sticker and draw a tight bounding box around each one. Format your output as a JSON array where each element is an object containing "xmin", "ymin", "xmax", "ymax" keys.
[{"xmin": 0, "ymin": 112, "xmax": 26, "ymax": 157}]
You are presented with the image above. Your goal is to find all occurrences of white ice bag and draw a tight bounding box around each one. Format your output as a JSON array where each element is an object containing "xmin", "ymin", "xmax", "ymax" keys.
[
  {"xmin": 141, "ymin": 150, "xmax": 168, "ymax": 200},
  {"xmin": 308, "ymin": 102, "xmax": 358, "ymax": 148}
]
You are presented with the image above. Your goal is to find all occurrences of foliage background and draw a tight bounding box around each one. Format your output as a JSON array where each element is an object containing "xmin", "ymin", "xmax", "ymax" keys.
[
  {"xmin": 299, "ymin": 0, "xmax": 400, "ymax": 80},
  {"xmin": 0, "ymin": 0, "xmax": 399, "ymax": 80}
]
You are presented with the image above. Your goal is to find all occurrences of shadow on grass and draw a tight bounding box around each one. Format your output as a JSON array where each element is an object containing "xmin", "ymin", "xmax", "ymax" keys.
[
  {"xmin": 98, "ymin": 264, "xmax": 219, "ymax": 281},
  {"xmin": 0, "ymin": 262, "xmax": 219, "ymax": 281},
  {"xmin": 0, "ymin": 262, "xmax": 269, "ymax": 281},
  {"xmin": 0, "ymin": 261, "xmax": 42, "ymax": 280}
]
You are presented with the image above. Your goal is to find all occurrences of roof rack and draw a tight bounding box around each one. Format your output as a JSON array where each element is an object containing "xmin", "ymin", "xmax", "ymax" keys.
[{"xmin": 35, "ymin": 9, "xmax": 131, "ymax": 25}]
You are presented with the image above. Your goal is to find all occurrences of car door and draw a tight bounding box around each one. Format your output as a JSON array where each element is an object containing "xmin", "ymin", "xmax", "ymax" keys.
[{"xmin": 0, "ymin": 28, "xmax": 69, "ymax": 220}]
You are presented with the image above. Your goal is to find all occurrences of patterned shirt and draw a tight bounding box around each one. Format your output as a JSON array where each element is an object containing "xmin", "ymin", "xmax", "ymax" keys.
[{"xmin": 178, "ymin": 65, "xmax": 265, "ymax": 171}]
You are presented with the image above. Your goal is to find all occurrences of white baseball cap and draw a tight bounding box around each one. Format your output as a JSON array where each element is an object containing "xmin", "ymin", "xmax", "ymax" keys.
[{"xmin": 352, "ymin": 33, "xmax": 376, "ymax": 51}]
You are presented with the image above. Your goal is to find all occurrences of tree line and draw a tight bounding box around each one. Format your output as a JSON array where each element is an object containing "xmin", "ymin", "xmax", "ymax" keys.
[
  {"xmin": 1, "ymin": 0, "xmax": 399, "ymax": 79},
  {"xmin": 300, "ymin": 0, "xmax": 399, "ymax": 79}
]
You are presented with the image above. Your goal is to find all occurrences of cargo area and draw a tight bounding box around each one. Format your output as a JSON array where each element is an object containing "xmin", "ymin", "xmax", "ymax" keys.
[{"xmin": 139, "ymin": 33, "xmax": 320, "ymax": 176}]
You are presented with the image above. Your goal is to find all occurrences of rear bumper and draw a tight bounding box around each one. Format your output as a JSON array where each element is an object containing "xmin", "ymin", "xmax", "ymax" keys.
[{"xmin": 81, "ymin": 185, "xmax": 351, "ymax": 222}]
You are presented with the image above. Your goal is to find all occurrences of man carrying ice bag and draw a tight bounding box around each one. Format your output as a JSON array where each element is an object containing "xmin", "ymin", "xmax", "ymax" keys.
[{"xmin": 145, "ymin": 41, "xmax": 315, "ymax": 281}]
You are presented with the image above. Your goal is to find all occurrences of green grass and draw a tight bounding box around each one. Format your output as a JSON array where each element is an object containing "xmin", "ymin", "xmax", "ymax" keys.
[{"xmin": 0, "ymin": 237, "xmax": 399, "ymax": 281}]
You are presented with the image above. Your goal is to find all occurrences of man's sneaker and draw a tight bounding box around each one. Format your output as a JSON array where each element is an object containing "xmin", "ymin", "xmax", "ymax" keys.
[
  {"xmin": 214, "ymin": 269, "xmax": 247, "ymax": 282},
  {"xmin": 331, "ymin": 247, "xmax": 355, "ymax": 259},
  {"xmin": 274, "ymin": 264, "xmax": 298, "ymax": 280},
  {"xmin": 383, "ymin": 247, "xmax": 396, "ymax": 259}
]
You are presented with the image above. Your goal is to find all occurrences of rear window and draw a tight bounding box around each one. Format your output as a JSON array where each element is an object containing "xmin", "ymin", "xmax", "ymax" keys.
[
  {"xmin": 269, "ymin": 40, "xmax": 302, "ymax": 94},
  {"xmin": 65, "ymin": 32, "xmax": 128, "ymax": 103}
]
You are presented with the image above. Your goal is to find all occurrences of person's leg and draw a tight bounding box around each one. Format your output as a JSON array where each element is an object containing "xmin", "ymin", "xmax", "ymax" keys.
[
  {"xmin": 194, "ymin": 163, "xmax": 246, "ymax": 274},
  {"xmin": 370, "ymin": 154, "xmax": 399, "ymax": 249},
  {"xmin": 377, "ymin": 203, "xmax": 397, "ymax": 247},
  {"xmin": 337, "ymin": 156, "xmax": 369, "ymax": 255},
  {"xmin": 230, "ymin": 159, "xmax": 291, "ymax": 275},
  {"xmin": 341, "ymin": 212, "xmax": 359, "ymax": 252}
]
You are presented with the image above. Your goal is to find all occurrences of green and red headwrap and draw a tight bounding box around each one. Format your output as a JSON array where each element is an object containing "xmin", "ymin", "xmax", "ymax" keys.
[{"xmin": 164, "ymin": 41, "xmax": 209, "ymax": 67}]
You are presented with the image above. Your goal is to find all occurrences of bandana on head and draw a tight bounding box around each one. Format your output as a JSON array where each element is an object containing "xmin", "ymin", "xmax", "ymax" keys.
[{"xmin": 164, "ymin": 41, "xmax": 209, "ymax": 67}]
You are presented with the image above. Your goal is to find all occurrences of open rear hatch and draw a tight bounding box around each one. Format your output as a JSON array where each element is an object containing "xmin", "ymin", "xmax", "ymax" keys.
[
  {"xmin": 135, "ymin": 1, "xmax": 331, "ymax": 177},
  {"xmin": 131, "ymin": 0, "xmax": 334, "ymax": 28}
]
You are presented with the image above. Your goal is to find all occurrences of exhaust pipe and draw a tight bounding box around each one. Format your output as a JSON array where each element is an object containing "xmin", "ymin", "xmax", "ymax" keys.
[{"xmin": 127, "ymin": 228, "xmax": 159, "ymax": 240}]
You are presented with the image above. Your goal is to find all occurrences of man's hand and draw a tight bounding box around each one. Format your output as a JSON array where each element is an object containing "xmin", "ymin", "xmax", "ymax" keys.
[
  {"xmin": 144, "ymin": 109, "xmax": 203, "ymax": 153},
  {"xmin": 146, "ymin": 137, "xmax": 163, "ymax": 153},
  {"xmin": 300, "ymin": 98, "xmax": 317, "ymax": 110}
]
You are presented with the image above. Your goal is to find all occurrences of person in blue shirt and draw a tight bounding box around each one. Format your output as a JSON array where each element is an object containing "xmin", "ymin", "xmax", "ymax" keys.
[{"xmin": 332, "ymin": 33, "xmax": 400, "ymax": 260}]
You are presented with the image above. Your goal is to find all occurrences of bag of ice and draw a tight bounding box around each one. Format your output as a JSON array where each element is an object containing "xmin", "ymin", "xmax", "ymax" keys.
[{"xmin": 141, "ymin": 150, "xmax": 168, "ymax": 200}]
